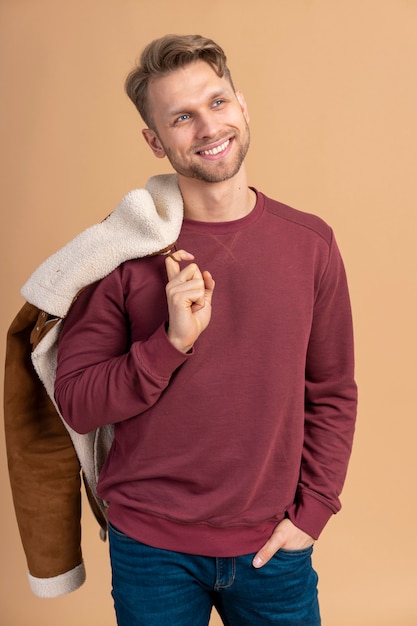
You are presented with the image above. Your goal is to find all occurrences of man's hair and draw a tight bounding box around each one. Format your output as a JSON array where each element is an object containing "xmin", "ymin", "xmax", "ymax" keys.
[{"xmin": 125, "ymin": 34, "xmax": 235, "ymax": 128}]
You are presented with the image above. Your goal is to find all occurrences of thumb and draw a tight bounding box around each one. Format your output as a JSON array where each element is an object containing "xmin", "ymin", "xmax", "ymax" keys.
[
  {"xmin": 252, "ymin": 519, "xmax": 293, "ymax": 569},
  {"xmin": 202, "ymin": 271, "xmax": 215, "ymax": 302},
  {"xmin": 252, "ymin": 531, "xmax": 286, "ymax": 569}
]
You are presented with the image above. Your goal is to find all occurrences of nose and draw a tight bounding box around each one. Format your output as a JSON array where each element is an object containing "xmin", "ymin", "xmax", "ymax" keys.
[{"xmin": 195, "ymin": 111, "xmax": 219, "ymax": 139}]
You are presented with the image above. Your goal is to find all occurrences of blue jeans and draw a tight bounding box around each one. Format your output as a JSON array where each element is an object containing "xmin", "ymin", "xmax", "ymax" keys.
[{"xmin": 108, "ymin": 523, "xmax": 321, "ymax": 625}]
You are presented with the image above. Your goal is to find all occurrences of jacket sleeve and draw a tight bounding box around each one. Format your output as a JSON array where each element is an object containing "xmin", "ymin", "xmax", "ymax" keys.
[{"xmin": 4, "ymin": 302, "xmax": 86, "ymax": 597}]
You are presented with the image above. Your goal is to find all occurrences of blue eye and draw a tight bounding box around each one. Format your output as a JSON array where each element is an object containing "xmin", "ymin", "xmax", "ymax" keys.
[{"xmin": 176, "ymin": 114, "xmax": 190, "ymax": 123}]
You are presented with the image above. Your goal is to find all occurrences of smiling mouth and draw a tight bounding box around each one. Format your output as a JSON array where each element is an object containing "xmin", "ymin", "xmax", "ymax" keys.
[{"xmin": 197, "ymin": 139, "xmax": 230, "ymax": 156}]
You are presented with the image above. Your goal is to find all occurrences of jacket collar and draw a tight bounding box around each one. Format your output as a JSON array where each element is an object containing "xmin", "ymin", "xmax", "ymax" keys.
[{"xmin": 21, "ymin": 174, "xmax": 183, "ymax": 318}]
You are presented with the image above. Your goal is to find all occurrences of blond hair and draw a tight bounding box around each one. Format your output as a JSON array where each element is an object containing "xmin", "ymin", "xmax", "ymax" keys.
[{"xmin": 125, "ymin": 34, "xmax": 234, "ymax": 128}]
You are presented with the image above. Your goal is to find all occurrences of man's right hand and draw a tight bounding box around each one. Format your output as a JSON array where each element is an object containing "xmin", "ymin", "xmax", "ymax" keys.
[{"xmin": 165, "ymin": 250, "xmax": 215, "ymax": 353}]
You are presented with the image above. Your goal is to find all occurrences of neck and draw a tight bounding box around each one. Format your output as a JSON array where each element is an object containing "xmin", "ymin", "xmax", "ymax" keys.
[{"xmin": 178, "ymin": 166, "xmax": 256, "ymax": 222}]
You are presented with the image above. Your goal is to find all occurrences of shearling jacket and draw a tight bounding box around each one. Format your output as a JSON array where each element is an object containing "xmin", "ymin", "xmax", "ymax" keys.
[{"xmin": 4, "ymin": 174, "xmax": 184, "ymax": 598}]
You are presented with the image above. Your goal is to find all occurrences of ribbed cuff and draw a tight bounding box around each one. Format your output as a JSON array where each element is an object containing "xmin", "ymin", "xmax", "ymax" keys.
[
  {"xmin": 135, "ymin": 323, "xmax": 192, "ymax": 380},
  {"xmin": 287, "ymin": 491, "xmax": 335, "ymax": 540}
]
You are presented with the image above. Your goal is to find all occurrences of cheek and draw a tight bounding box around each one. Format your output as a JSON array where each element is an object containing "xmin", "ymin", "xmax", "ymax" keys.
[
  {"xmin": 169, "ymin": 136, "xmax": 194, "ymax": 157},
  {"xmin": 227, "ymin": 107, "xmax": 249, "ymax": 129}
]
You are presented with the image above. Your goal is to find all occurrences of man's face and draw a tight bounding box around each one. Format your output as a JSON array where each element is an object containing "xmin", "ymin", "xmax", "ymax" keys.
[{"xmin": 142, "ymin": 60, "xmax": 250, "ymax": 184}]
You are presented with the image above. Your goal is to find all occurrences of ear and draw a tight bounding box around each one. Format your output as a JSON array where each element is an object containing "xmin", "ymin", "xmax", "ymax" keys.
[
  {"xmin": 142, "ymin": 128, "xmax": 166, "ymax": 159},
  {"xmin": 235, "ymin": 90, "xmax": 250, "ymax": 124}
]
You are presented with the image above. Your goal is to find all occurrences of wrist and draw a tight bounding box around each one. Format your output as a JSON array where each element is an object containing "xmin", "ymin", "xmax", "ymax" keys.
[{"xmin": 166, "ymin": 325, "xmax": 194, "ymax": 354}]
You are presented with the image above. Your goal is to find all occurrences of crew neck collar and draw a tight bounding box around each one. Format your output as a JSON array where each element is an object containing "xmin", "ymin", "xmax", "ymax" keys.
[{"xmin": 181, "ymin": 188, "xmax": 263, "ymax": 234}]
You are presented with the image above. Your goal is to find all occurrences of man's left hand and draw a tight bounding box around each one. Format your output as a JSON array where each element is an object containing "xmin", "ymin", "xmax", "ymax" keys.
[{"xmin": 252, "ymin": 518, "xmax": 315, "ymax": 568}]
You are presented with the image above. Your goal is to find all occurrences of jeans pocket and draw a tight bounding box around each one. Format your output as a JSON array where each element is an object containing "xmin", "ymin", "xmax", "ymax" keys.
[{"xmin": 278, "ymin": 545, "xmax": 314, "ymax": 556}]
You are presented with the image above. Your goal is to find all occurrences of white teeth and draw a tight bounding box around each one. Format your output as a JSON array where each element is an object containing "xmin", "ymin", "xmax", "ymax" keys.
[{"xmin": 200, "ymin": 139, "xmax": 230, "ymax": 156}]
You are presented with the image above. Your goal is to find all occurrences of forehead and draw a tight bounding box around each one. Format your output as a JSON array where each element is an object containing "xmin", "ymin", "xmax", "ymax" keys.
[{"xmin": 147, "ymin": 60, "xmax": 234, "ymax": 120}]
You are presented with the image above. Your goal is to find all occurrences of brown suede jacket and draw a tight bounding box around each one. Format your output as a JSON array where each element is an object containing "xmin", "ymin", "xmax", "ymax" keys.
[{"xmin": 4, "ymin": 175, "xmax": 183, "ymax": 598}]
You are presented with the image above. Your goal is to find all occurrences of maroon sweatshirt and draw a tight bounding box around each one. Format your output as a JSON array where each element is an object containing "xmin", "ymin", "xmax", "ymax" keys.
[{"xmin": 55, "ymin": 190, "xmax": 357, "ymax": 556}]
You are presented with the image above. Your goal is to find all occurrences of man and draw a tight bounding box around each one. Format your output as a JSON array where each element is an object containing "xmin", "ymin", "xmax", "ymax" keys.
[{"xmin": 54, "ymin": 34, "xmax": 357, "ymax": 625}]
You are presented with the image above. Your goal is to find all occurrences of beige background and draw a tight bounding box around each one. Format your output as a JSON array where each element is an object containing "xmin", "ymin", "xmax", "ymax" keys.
[{"xmin": 1, "ymin": 1, "xmax": 416, "ymax": 624}]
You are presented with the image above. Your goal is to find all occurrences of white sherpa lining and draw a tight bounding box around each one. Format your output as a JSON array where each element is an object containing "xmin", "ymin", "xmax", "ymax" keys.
[
  {"xmin": 28, "ymin": 562, "xmax": 86, "ymax": 598},
  {"xmin": 21, "ymin": 174, "xmax": 183, "ymax": 318},
  {"xmin": 30, "ymin": 318, "xmax": 113, "ymax": 520}
]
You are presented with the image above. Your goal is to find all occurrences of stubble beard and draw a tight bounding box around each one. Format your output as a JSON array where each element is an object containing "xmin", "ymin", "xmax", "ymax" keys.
[{"xmin": 163, "ymin": 124, "xmax": 251, "ymax": 184}]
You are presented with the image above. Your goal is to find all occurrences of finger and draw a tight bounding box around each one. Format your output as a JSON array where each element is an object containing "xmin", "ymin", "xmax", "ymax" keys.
[
  {"xmin": 168, "ymin": 249, "xmax": 195, "ymax": 263},
  {"xmin": 187, "ymin": 269, "xmax": 213, "ymax": 310},
  {"xmin": 165, "ymin": 250, "xmax": 195, "ymax": 281},
  {"xmin": 185, "ymin": 271, "xmax": 214, "ymax": 313},
  {"xmin": 202, "ymin": 271, "xmax": 215, "ymax": 302},
  {"xmin": 167, "ymin": 271, "xmax": 206, "ymax": 313},
  {"xmin": 172, "ymin": 263, "xmax": 204, "ymax": 288},
  {"xmin": 252, "ymin": 530, "xmax": 286, "ymax": 569}
]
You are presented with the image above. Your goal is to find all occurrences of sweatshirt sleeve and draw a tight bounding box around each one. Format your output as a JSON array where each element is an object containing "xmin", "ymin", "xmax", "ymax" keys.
[
  {"xmin": 287, "ymin": 232, "xmax": 357, "ymax": 538},
  {"xmin": 54, "ymin": 266, "xmax": 190, "ymax": 435}
]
